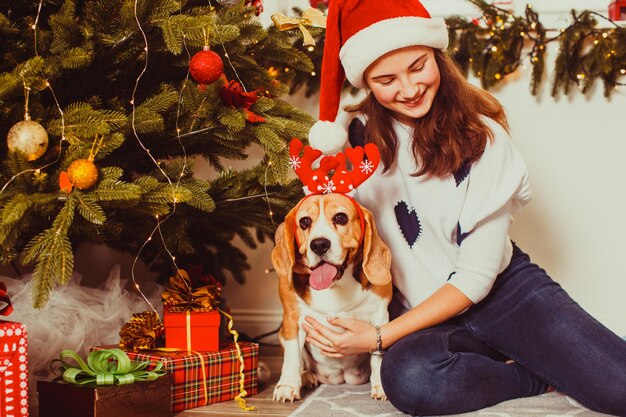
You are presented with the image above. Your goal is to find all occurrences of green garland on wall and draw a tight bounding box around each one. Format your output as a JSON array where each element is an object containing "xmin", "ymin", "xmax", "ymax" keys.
[{"xmin": 273, "ymin": 0, "xmax": 626, "ymax": 98}]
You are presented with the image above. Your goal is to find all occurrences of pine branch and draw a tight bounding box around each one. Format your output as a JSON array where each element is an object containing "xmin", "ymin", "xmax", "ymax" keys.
[
  {"xmin": 22, "ymin": 196, "xmax": 76, "ymax": 308},
  {"xmin": 75, "ymin": 193, "xmax": 107, "ymax": 225}
]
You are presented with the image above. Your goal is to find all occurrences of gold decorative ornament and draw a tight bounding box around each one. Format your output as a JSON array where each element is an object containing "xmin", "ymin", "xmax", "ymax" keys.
[
  {"xmin": 67, "ymin": 158, "xmax": 99, "ymax": 190},
  {"xmin": 119, "ymin": 311, "xmax": 165, "ymax": 351},
  {"xmin": 271, "ymin": 8, "xmax": 326, "ymax": 47}
]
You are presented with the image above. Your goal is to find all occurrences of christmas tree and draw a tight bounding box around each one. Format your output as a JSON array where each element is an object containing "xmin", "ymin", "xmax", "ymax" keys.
[{"xmin": 0, "ymin": 0, "xmax": 314, "ymax": 308}]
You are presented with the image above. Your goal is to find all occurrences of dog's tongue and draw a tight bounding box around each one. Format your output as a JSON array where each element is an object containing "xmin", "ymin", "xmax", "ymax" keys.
[{"xmin": 309, "ymin": 263, "xmax": 338, "ymax": 291}]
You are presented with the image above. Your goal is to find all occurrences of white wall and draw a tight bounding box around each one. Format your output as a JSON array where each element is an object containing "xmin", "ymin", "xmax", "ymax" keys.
[{"xmin": 219, "ymin": 0, "xmax": 626, "ymax": 339}]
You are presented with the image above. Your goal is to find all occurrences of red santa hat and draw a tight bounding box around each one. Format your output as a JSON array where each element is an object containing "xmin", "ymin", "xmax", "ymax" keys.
[{"xmin": 309, "ymin": 0, "xmax": 449, "ymax": 154}]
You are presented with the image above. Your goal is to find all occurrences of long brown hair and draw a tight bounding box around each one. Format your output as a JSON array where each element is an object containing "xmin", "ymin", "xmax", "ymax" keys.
[{"xmin": 347, "ymin": 50, "xmax": 508, "ymax": 177}]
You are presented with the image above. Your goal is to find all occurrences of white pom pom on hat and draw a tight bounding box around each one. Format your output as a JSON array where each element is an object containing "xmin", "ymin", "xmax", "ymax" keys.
[
  {"xmin": 309, "ymin": 0, "xmax": 449, "ymax": 154},
  {"xmin": 308, "ymin": 120, "xmax": 347, "ymax": 155}
]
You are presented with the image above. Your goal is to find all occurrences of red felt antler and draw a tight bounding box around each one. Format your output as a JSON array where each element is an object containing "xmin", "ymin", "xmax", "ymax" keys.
[{"xmin": 289, "ymin": 138, "xmax": 379, "ymax": 194}]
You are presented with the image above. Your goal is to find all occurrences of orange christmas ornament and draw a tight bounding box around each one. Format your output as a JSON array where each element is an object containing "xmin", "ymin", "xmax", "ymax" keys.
[
  {"xmin": 59, "ymin": 171, "xmax": 73, "ymax": 193},
  {"xmin": 67, "ymin": 158, "xmax": 99, "ymax": 190}
]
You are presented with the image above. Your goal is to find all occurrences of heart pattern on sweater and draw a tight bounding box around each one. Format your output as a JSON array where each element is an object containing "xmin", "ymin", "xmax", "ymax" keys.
[
  {"xmin": 394, "ymin": 201, "xmax": 421, "ymax": 248},
  {"xmin": 453, "ymin": 160, "xmax": 471, "ymax": 186}
]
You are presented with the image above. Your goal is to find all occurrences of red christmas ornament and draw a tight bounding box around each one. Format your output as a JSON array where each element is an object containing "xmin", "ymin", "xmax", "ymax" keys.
[
  {"xmin": 220, "ymin": 79, "xmax": 259, "ymax": 109},
  {"xmin": 190, "ymin": 47, "xmax": 224, "ymax": 88},
  {"xmin": 245, "ymin": 0, "xmax": 263, "ymax": 15},
  {"xmin": 309, "ymin": 0, "xmax": 330, "ymax": 8},
  {"xmin": 220, "ymin": 79, "xmax": 266, "ymax": 123}
]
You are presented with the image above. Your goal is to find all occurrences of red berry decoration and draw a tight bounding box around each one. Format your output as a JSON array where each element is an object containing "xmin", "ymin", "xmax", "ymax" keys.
[{"xmin": 189, "ymin": 47, "xmax": 224, "ymax": 88}]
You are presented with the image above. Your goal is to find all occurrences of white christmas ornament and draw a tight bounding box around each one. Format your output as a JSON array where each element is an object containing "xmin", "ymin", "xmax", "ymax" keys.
[{"xmin": 6, "ymin": 120, "xmax": 49, "ymax": 161}]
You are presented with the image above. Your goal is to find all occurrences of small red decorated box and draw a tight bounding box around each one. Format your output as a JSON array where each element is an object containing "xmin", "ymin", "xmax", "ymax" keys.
[
  {"xmin": 113, "ymin": 342, "xmax": 258, "ymax": 412},
  {"xmin": 0, "ymin": 321, "xmax": 28, "ymax": 417},
  {"xmin": 609, "ymin": 0, "xmax": 626, "ymax": 20},
  {"xmin": 163, "ymin": 310, "xmax": 220, "ymax": 352}
]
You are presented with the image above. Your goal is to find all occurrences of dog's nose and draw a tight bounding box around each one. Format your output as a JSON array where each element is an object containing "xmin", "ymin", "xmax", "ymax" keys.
[{"xmin": 310, "ymin": 238, "xmax": 331, "ymax": 255}]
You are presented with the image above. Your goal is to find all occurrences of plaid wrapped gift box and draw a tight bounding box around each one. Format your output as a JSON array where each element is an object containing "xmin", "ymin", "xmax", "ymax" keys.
[
  {"xmin": 0, "ymin": 321, "xmax": 28, "ymax": 417},
  {"xmin": 100, "ymin": 342, "xmax": 258, "ymax": 412}
]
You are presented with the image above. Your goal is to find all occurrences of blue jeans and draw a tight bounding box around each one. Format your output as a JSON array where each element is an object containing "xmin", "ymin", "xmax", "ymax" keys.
[{"xmin": 381, "ymin": 244, "xmax": 626, "ymax": 416}]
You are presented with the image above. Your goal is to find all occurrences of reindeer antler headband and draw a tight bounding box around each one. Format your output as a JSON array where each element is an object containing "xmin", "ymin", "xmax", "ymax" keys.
[{"xmin": 289, "ymin": 138, "xmax": 380, "ymax": 195}]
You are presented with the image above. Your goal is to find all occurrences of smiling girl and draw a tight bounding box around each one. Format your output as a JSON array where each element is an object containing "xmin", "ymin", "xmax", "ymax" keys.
[{"xmin": 301, "ymin": 0, "xmax": 626, "ymax": 415}]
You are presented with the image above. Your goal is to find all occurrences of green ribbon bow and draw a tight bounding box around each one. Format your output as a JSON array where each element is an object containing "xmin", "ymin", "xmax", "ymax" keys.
[{"xmin": 59, "ymin": 348, "xmax": 166, "ymax": 386}]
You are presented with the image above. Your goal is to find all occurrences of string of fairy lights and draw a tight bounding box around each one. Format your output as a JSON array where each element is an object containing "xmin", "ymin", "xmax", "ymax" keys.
[
  {"xmin": 128, "ymin": 0, "xmax": 187, "ymax": 313},
  {"xmin": 127, "ymin": 0, "xmax": 276, "ymax": 310}
]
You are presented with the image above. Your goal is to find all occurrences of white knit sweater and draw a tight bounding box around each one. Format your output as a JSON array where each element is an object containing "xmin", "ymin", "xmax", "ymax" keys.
[{"xmin": 350, "ymin": 115, "xmax": 532, "ymax": 308}]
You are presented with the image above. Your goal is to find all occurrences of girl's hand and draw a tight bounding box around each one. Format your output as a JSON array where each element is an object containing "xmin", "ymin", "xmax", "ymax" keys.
[{"xmin": 303, "ymin": 316, "xmax": 377, "ymax": 357}]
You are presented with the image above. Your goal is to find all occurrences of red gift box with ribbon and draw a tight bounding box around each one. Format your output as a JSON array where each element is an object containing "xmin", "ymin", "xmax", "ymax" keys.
[
  {"xmin": 97, "ymin": 342, "xmax": 258, "ymax": 412},
  {"xmin": 0, "ymin": 282, "xmax": 28, "ymax": 417},
  {"xmin": 161, "ymin": 269, "xmax": 222, "ymax": 352},
  {"xmin": 163, "ymin": 310, "xmax": 220, "ymax": 352}
]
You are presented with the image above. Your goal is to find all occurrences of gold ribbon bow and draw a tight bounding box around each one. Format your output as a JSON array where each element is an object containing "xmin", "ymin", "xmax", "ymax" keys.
[
  {"xmin": 161, "ymin": 269, "xmax": 220, "ymax": 313},
  {"xmin": 271, "ymin": 8, "xmax": 326, "ymax": 47},
  {"xmin": 119, "ymin": 311, "xmax": 165, "ymax": 351}
]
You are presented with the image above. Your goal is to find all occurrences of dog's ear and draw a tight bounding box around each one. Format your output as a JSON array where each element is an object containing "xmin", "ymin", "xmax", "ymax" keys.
[
  {"xmin": 361, "ymin": 206, "xmax": 392, "ymax": 286},
  {"xmin": 271, "ymin": 206, "xmax": 298, "ymax": 284}
]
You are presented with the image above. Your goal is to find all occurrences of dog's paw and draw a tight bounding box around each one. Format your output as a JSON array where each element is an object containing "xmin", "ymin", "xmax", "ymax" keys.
[
  {"xmin": 273, "ymin": 385, "xmax": 301, "ymax": 403},
  {"xmin": 371, "ymin": 384, "xmax": 387, "ymax": 401},
  {"xmin": 301, "ymin": 370, "xmax": 319, "ymax": 388}
]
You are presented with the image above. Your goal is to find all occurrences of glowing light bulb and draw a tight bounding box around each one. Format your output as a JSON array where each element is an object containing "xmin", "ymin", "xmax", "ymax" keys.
[{"xmin": 307, "ymin": 46, "xmax": 314, "ymax": 52}]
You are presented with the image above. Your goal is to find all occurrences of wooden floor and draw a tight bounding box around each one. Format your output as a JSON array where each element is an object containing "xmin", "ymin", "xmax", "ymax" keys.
[{"xmin": 176, "ymin": 344, "xmax": 314, "ymax": 417}]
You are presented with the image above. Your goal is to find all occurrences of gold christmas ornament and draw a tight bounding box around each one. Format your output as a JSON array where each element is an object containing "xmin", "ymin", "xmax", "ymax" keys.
[
  {"xmin": 67, "ymin": 158, "xmax": 99, "ymax": 190},
  {"xmin": 6, "ymin": 120, "xmax": 49, "ymax": 161}
]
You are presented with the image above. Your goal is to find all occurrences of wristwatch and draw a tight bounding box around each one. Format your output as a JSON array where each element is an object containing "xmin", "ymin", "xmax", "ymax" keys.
[{"xmin": 370, "ymin": 325, "xmax": 385, "ymax": 355}]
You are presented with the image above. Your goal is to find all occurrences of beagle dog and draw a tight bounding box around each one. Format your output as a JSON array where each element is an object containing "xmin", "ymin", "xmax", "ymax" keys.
[{"xmin": 271, "ymin": 192, "xmax": 393, "ymax": 402}]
